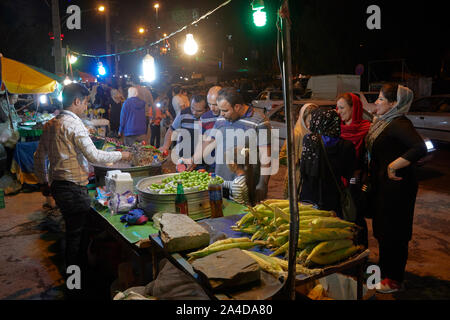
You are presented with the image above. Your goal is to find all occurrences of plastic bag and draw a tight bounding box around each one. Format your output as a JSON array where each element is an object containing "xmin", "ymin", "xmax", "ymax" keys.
[
  {"xmin": 0, "ymin": 122, "xmax": 19, "ymax": 148},
  {"xmin": 108, "ymin": 191, "xmax": 137, "ymax": 215}
]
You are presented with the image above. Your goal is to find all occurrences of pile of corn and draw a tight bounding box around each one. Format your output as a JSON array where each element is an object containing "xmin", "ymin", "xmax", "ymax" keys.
[
  {"xmin": 186, "ymin": 199, "xmax": 364, "ymax": 278},
  {"xmin": 231, "ymin": 199, "xmax": 364, "ymax": 269}
]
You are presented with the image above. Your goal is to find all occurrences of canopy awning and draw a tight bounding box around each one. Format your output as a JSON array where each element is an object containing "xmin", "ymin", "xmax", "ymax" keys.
[{"xmin": 0, "ymin": 56, "xmax": 58, "ymax": 94}]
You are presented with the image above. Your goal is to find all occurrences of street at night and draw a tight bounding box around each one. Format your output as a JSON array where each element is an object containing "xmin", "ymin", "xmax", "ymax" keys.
[{"xmin": 0, "ymin": 0, "xmax": 449, "ymax": 308}]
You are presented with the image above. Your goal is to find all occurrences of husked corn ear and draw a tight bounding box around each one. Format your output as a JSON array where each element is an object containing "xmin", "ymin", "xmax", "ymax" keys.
[
  {"xmin": 305, "ymin": 239, "xmax": 354, "ymax": 265},
  {"xmin": 208, "ymin": 237, "xmax": 252, "ymax": 249},
  {"xmin": 298, "ymin": 228, "xmax": 354, "ymax": 244},
  {"xmin": 243, "ymin": 250, "xmax": 286, "ymax": 278},
  {"xmin": 298, "ymin": 210, "xmax": 335, "ymax": 217},
  {"xmin": 270, "ymin": 241, "xmax": 289, "ymax": 257},
  {"xmin": 297, "ymin": 242, "xmax": 320, "ymax": 263},
  {"xmin": 308, "ymin": 245, "xmax": 364, "ymax": 266},
  {"xmin": 308, "ymin": 217, "xmax": 356, "ymax": 229}
]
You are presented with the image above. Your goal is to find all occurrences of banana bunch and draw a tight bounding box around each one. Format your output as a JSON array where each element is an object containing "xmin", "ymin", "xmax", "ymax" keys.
[{"xmin": 231, "ymin": 199, "xmax": 364, "ymax": 268}]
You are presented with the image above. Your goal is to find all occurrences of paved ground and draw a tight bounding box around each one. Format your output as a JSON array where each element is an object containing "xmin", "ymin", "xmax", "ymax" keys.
[{"xmin": 0, "ymin": 146, "xmax": 449, "ymax": 300}]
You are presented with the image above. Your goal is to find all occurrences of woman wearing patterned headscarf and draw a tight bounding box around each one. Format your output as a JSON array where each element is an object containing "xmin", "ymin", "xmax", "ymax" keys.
[
  {"xmin": 299, "ymin": 108, "xmax": 356, "ymax": 218},
  {"xmin": 364, "ymin": 84, "xmax": 427, "ymax": 294},
  {"xmin": 280, "ymin": 103, "xmax": 319, "ymax": 198}
]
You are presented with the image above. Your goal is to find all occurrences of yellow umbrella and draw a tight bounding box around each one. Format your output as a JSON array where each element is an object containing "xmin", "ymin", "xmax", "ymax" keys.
[{"xmin": 1, "ymin": 56, "xmax": 58, "ymax": 94}]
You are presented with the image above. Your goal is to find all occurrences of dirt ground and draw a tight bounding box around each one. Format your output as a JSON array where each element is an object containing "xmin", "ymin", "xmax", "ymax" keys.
[{"xmin": 0, "ymin": 147, "xmax": 449, "ymax": 300}]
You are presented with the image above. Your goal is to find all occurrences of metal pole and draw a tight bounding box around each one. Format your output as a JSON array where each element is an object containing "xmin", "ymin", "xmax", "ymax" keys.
[
  {"xmin": 51, "ymin": 0, "xmax": 63, "ymax": 75},
  {"xmin": 280, "ymin": 0, "xmax": 299, "ymax": 300}
]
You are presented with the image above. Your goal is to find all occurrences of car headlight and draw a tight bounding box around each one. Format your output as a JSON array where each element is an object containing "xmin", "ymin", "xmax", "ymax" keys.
[{"xmin": 424, "ymin": 139, "xmax": 434, "ymax": 152}]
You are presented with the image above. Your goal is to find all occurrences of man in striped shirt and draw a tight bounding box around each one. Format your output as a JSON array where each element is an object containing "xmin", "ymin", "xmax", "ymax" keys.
[
  {"xmin": 159, "ymin": 95, "xmax": 208, "ymax": 160},
  {"xmin": 34, "ymin": 83, "xmax": 131, "ymax": 297}
]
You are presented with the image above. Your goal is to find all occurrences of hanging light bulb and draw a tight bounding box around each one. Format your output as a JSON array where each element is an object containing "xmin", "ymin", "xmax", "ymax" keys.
[
  {"xmin": 97, "ymin": 62, "xmax": 106, "ymax": 76},
  {"xmin": 142, "ymin": 53, "xmax": 156, "ymax": 82},
  {"xmin": 184, "ymin": 34, "xmax": 198, "ymax": 56},
  {"xmin": 69, "ymin": 54, "xmax": 78, "ymax": 64}
]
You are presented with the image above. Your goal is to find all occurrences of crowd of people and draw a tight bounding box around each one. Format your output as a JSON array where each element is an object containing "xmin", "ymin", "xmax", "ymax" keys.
[{"xmin": 30, "ymin": 79, "xmax": 427, "ymax": 297}]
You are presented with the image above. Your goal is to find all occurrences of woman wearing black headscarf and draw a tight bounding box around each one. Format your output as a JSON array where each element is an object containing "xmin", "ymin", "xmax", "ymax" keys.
[{"xmin": 300, "ymin": 108, "xmax": 356, "ymax": 218}]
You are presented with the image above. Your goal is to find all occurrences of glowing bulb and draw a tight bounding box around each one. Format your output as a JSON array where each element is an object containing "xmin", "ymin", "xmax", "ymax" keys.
[
  {"xmin": 138, "ymin": 27, "xmax": 145, "ymax": 34},
  {"xmin": 98, "ymin": 5, "xmax": 105, "ymax": 12},
  {"xmin": 97, "ymin": 62, "xmax": 106, "ymax": 76},
  {"xmin": 142, "ymin": 54, "xmax": 156, "ymax": 82},
  {"xmin": 69, "ymin": 54, "xmax": 78, "ymax": 64},
  {"xmin": 154, "ymin": 3, "xmax": 159, "ymax": 9},
  {"xmin": 39, "ymin": 95, "xmax": 48, "ymax": 104},
  {"xmin": 253, "ymin": 8, "xmax": 267, "ymax": 27},
  {"xmin": 184, "ymin": 34, "xmax": 198, "ymax": 56}
]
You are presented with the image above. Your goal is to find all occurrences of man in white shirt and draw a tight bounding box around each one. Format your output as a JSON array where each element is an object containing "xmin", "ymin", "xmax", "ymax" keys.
[
  {"xmin": 171, "ymin": 86, "xmax": 186, "ymax": 116},
  {"xmin": 34, "ymin": 83, "xmax": 131, "ymax": 298}
]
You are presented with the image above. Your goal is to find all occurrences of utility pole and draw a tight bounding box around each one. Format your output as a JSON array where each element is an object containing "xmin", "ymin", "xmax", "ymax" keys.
[{"xmin": 51, "ymin": 0, "xmax": 63, "ymax": 75}]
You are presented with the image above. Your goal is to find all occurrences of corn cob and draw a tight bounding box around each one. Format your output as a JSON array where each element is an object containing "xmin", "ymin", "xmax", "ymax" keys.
[
  {"xmin": 298, "ymin": 210, "xmax": 336, "ymax": 217},
  {"xmin": 307, "ymin": 245, "xmax": 364, "ymax": 266},
  {"xmin": 251, "ymin": 230, "xmax": 264, "ymax": 242},
  {"xmin": 297, "ymin": 242, "xmax": 320, "ymax": 263},
  {"xmin": 231, "ymin": 224, "xmax": 260, "ymax": 234},
  {"xmin": 242, "ymin": 250, "xmax": 286, "ymax": 278},
  {"xmin": 235, "ymin": 212, "xmax": 254, "ymax": 228},
  {"xmin": 270, "ymin": 241, "xmax": 289, "ymax": 257},
  {"xmin": 298, "ymin": 227, "xmax": 354, "ymax": 244},
  {"xmin": 187, "ymin": 241, "xmax": 257, "ymax": 260},
  {"xmin": 305, "ymin": 239, "xmax": 354, "ymax": 265},
  {"xmin": 274, "ymin": 235, "xmax": 289, "ymax": 247},
  {"xmin": 308, "ymin": 217, "xmax": 356, "ymax": 229},
  {"xmin": 270, "ymin": 256, "xmax": 323, "ymax": 276},
  {"xmin": 207, "ymin": 237, "xmax": 251, "ymax": 249}
]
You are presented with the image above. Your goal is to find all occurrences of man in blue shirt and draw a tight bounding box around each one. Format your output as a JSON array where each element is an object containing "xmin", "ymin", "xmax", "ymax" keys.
[{"xmin": 191, "ymin": 87, "xmax": 273, "ymax": 202}]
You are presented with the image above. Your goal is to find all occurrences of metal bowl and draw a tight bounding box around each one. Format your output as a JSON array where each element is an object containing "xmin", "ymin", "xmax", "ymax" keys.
[{"xmin": 136, "ymin": 173, "xmax": 222, "ymax": 220}]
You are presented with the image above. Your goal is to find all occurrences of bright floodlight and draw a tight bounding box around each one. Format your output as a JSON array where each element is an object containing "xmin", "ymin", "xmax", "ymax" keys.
[
  {"xmin": 154, "ymin": 3, "xmax": 159, "ymax": 9},
  {"xmin": 138, "ymin": 27, "xmax": 145, "ymax": 34},
  {"xmin": 98, "ymin": 6, "xmax": 105, "ymax": 12},
  {"xmin": 142, "ymin": 54, "xmax": 156, "ymax": 82},
  {"xmin": 184, "ymin": 34, "xmax": 198, "ymax": 56}
]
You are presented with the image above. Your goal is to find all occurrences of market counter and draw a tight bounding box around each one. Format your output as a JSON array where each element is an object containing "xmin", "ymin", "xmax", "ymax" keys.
[{"xmin": 90, "ymin": 197, "xmax": 248, "ymax": 245}]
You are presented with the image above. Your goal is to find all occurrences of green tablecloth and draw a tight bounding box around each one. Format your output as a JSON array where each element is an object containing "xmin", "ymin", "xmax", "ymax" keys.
[{"xmin": 90, "ymin": 193, "xmax": 248, "ymax": 244}]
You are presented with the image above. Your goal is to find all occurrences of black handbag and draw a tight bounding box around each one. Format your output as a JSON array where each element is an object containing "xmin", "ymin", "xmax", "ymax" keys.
[{"xmin": 319, "ymin": 139, "xmax": 358, "ymax": 222}]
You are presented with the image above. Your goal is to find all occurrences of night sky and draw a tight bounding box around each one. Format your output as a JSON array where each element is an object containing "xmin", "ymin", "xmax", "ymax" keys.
[{"xmin": 0, "ymin": 0, "xmax": 448, "ymax": 90}]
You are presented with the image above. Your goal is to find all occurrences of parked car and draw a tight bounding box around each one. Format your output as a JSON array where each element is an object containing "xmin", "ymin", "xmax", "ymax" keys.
[
  {"xmin": 251, "ymin": 88, "xmax": 306, "ymax": 113},
  {"xmin": 406, "ymin": 95, "xmax": 450, "ymax": 144}
]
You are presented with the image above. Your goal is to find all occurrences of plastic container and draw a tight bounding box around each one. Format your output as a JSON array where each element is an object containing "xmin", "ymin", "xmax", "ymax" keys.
[
  {"xmin": 105, "ymin": 170, "xmax": 122, "ymax": 193},
  {"xmin": 109, "ymin": 172, "xmax": 134, "ymax": 194}
]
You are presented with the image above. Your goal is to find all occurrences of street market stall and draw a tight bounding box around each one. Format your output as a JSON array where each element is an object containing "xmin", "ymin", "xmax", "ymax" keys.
[
  {"xmin": 0, "ymin": 55, "xmax": 61, "ymax": 192},
  {"xmin": 145, "ymin": 200, "xmax": 369, "ymax": 300}
]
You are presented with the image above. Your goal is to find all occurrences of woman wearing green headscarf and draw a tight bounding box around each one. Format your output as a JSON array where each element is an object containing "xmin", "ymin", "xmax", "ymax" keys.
[{"xmin": 365, "ymin": 84, "xmax": 427, "ymax": 294}]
